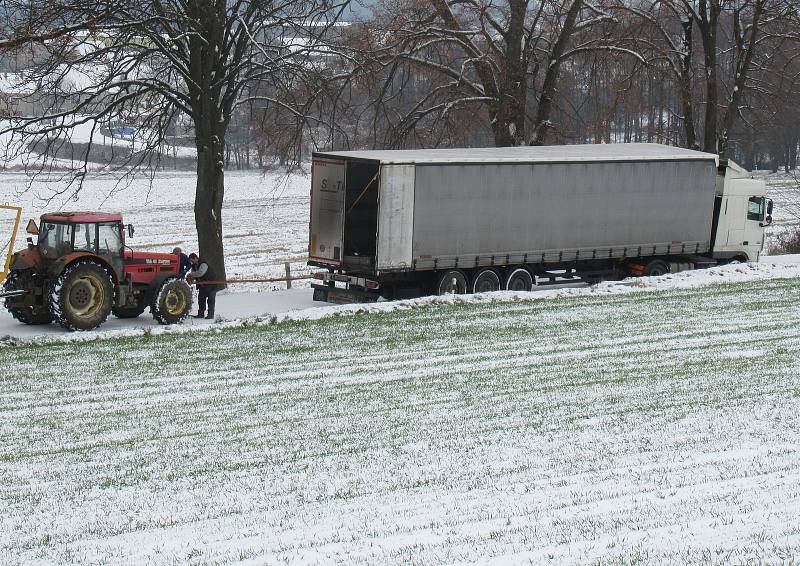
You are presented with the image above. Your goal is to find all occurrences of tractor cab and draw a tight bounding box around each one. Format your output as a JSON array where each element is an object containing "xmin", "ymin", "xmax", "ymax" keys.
[
  {"xmin": 34, "ymin": 212, "xmax": 126, "ymax": 272},
  {"xmin": 28, "ymin": 212, "xmax": 179, "ymax": 284}
]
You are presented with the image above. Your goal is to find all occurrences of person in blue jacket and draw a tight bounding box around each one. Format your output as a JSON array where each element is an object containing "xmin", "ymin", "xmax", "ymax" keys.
[{"xmin": 173, "ymin": 247, "xmax": 192, "ymax": 278}]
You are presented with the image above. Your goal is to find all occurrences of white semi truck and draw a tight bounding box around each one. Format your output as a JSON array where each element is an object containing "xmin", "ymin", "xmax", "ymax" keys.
[{"xmin": 307, "ymin": 144, "xmax": 772, "ymax": 303}]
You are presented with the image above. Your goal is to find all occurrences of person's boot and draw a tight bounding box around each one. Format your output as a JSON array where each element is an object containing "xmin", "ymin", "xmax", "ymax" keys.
[
  {"xmin": 205, "ymin": 313, "xmax": 214, "ymax": 320},
  {"xmin": 193, "ymin": 313, "xmax": 205, "ymax": 319}
]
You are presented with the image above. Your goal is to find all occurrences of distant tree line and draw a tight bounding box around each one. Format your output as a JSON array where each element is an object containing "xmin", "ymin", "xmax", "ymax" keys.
[{"xmin": 316, "ymin": 0, "xmax": 800, "ymax": 172}]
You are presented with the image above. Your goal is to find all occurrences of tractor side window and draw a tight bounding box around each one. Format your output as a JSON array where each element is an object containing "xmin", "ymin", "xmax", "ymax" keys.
[
  {"xmin": 39, "ymin": 223, "xmax": 73, "ymax": 257},
  {"xmin": 74, "ymin": 223, "xmax": 98, "ymax": 253},
  {"xmin": 747, "ymin": 197, "xmax": 765, "ymax": 221},
  {"xmin": 98, "ymin": 223, "xmax": 122, "ymax": 255}
]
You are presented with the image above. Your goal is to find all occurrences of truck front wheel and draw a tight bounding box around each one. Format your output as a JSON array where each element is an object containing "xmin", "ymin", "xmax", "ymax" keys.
[
  {"xmin": 436, "ymin": 270, "xmax": 468, "ymax": 295},
  {"xmin": 49, "ymin": 260, "xmax": 114, "ymax": 331}
]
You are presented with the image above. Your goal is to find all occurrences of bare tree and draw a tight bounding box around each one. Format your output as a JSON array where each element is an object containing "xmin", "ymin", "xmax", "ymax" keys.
[
  {"xmin": 0, "ymin": 0, "xmax": 347, "ymax": 281},
  {"xmin": 353, "ymin": 0, "xmax": 643, "ymax": 148}
]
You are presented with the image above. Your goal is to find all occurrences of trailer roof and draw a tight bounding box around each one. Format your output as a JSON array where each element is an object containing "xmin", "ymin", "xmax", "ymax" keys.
[{"xmin": 314, "ymin": 143, "xmax": 718, "ymax": 165}]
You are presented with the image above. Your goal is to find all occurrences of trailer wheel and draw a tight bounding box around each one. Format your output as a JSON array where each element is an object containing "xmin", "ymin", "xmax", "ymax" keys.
[
  {"xmin": 644, "ymin": 260, "xmax": 670, "ymax": 277},
  {"xmin": 472, "ymin": 268, "xmax": 501, "ymax": 293},
  {"xmin": 3, "ymin": 270, "xmax": 52, "ymax": 325},
  {"xmin": 504, "ymin": 267, "xmax": 534, "ymax": 292},
  {"xmin": 436, "ymin": 270, "xmax": 468, "ymax": 295},
  {"xmin": 49, "ymin": 260, "xmax": 114, "ymax": 331},
  {"xmin": 151, "ymin": 278, "xmax": 193, "ymax": 325}
]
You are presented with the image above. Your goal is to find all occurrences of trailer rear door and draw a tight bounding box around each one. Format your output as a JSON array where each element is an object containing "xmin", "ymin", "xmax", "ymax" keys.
[{"xmin": 310, "ymin": 158, "xmax": 345, "ymax": 265}]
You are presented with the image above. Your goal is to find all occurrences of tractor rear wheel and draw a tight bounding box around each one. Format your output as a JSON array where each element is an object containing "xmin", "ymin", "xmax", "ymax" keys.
[
  {"xmin": 49, "ymin": 260, "xmax": 114, "ymax": 331},
  {"xmin": 3, "ymin": 270, "xmax": 52, "ymax": 325},
  {"xmin": 151, "ymin": 278, "xmax": 192, "ymax": 325}
]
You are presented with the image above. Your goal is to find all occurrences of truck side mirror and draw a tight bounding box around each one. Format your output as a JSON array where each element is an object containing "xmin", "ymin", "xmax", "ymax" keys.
[
  {"xmin": 26, "ymin": 219, "xmax": 39, "ymax": 235},
  {"xmin": 127, "ymin": 224, "xmax": 135, "ymax": 238},
  {"xmin": 767, "ymin": 200, "xmax": 773, "ymax": 216}
]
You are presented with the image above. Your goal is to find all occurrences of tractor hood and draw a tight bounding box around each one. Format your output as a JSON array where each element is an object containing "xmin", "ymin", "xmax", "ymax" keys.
[
  {"xmin": 124, "ymin": 251, "xmax": 180, "ymax": 266},
  {"xmin": 123, "ymin": 251, "xmax": 181, "ymax": 285}
]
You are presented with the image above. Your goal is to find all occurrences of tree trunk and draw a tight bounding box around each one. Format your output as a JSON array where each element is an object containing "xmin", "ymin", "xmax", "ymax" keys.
[
  {"xmin": 194, "ymin": 129, "xmax": 227, "ymax": 286},
  {"xmin": 718, "ymin": 0, "xmax": 764, "ymax": 160},
  {"xmin": 679, "ymin": 15, "xmax": 698, "ymax": 149},
  {"xmin": 698, "ymin": 0, "xmax": 720, "ymax": 154},
  {"xmin": 531, "ymin": 0, "xmax": 583, "ymax": 145}
]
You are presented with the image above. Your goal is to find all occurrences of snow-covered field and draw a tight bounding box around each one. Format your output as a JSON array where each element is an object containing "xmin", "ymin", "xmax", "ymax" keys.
[
  {"xmin": 1, "ymin": 271, "xmax": 800, "ymax": 563},
  {"xmin": 754, "ymin": 170, "xmax": 799, "ymax": 251},
  {"xmin": 1, "ymin": 168, "xmax": 800, "ymax": 563}
]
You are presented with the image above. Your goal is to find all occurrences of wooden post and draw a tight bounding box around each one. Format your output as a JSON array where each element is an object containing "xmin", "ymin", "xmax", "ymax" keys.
[{"xmin": 285, "ymin": 262, "xmax": 292, "ymax": 289}]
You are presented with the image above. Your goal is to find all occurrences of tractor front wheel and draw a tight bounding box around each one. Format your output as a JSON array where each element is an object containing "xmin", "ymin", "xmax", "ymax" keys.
[
  {"xmin": 3, "ymin": 270, "xmax": 52, "ymax": 325},
  {"xmin": 49, "ymin": 260, "xmax": 114, "ymax": 331},
  {"xmin": 151, "ymin": 278, "xmax": 193, "ymax": 325}
]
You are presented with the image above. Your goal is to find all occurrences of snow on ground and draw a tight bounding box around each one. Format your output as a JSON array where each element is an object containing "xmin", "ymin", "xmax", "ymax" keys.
[
  {"xmin": 754, "ymin": 170, "xmax": 799, "ymax": 250},
  {"xmin": 1, "ymin": 169, "xmax": 800, "ymax": 563},
  {"xmin": 1, "ymin": 274, "xmax": 799, "ymax": 563}
]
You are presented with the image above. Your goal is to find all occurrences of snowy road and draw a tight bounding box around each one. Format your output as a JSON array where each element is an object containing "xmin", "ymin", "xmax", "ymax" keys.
[{"xmin": 0, "ymin": 287, "xmax": 319, "ymax": 339}]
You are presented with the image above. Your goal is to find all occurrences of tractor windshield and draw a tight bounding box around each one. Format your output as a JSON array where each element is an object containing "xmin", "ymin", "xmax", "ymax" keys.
[
  {"xmin": 74, "ymin": 223, "xmax": 98, "ymax": 252},
  {"xmin": 98, "ymin": 223, "xmax": 122, "ymax": 255},
  {"xmin": 38, "ymin": 222, "xmax": 74, "ymax": 258}
]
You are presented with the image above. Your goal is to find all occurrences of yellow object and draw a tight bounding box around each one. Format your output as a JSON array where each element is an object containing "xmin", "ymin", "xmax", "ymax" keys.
[{"xmin": 0, "ymin": 204, "xmax": 23, "ymax": 285}]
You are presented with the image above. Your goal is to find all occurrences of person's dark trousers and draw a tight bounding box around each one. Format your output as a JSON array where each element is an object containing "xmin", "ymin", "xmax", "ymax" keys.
[{"xmin": 198, "ymin": 287, "xmax": 217, "ymax": 317}]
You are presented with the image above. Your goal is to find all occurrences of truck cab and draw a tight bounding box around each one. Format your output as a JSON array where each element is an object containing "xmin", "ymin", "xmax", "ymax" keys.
[{"xmin": 713, "ymin": 161, "xmax": 773, "ymax": 263}]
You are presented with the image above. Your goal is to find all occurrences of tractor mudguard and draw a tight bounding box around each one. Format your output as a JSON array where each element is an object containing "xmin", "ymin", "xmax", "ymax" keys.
[
  {"xmin": 10, "ymin": 247, "xmax": 43, "ymax": 272},
  {"xmin": 49, "ymin": 253, "xmax": 120, "ymax": 285}
]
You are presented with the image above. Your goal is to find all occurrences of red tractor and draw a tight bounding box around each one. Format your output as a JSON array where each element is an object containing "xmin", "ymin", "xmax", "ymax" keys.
[{"xmin": 1, "ymin": 212, "xmax": 193, "ymax": 331}]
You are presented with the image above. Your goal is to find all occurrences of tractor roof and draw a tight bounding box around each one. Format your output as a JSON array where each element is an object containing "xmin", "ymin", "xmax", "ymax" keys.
[{"xmin": 40, "ymin": 212, "xmax": 122, "ymax": 224}]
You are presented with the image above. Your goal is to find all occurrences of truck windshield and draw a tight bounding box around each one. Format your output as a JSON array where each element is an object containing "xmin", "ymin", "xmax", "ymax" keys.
[{"xmin": 38, "ymin": 222, "xmax": 73, "ymax": 258}]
